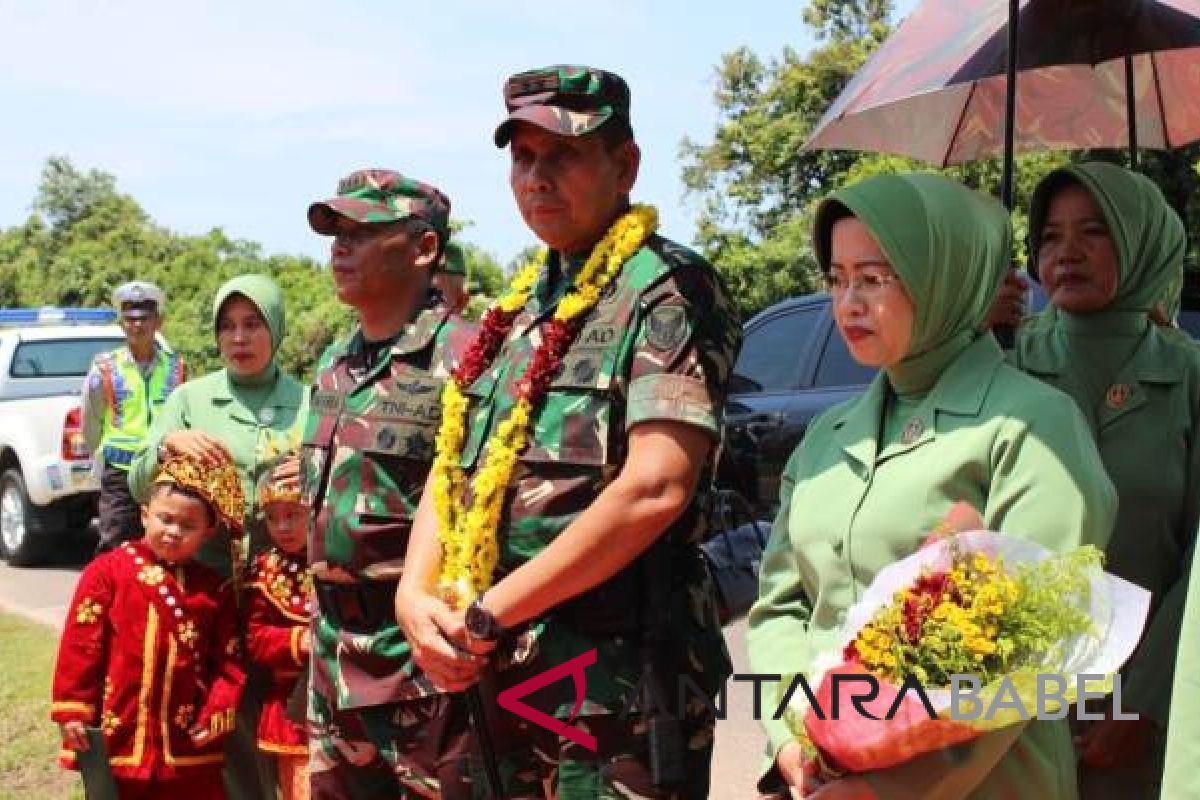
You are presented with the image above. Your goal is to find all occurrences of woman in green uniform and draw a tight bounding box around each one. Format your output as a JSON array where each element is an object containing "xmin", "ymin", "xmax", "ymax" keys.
[
  {"xmin": 130, "ymin": 273, "xmax": 308, "ymax": 569},
  {"xmin": 1010, "ymin": 163, "xmax": 1200, "ymax": 798},
  {"xmin": 1162, "ymin": 538, "xmax": 1199, "ymax": 797},
  {"xmin": 128, "ymin": 273, "xmax": 308, "ymax": 800},
  {"xmin": 749, "ymin": 173, "xmax": 1116, "ymax": 799}
]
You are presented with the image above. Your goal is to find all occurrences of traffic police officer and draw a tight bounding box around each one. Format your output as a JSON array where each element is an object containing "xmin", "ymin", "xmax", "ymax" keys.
[{"xmin": 82, "ymin": 280, "xmax": 185, "ymax": 553}]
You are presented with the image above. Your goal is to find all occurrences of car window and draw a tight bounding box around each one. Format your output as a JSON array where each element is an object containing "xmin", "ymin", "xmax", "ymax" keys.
[
  {"xmin": 732, "ymin": 309, "xmax": 819, "ymax": 392},
  {"xmin": 814, "ymin": 327, "xmax": 876, "ymax": 388},
  {"xmin": 1177, "ymin": 311, "xmax": 1200, "ymax": 342},
  {"xmin": 10, "ymin": 338, "xmax": 124, "ymax": 378}
]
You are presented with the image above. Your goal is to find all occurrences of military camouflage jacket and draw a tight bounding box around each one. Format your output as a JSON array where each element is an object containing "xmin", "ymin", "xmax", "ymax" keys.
[
  {"xmin": 459, "ymin": 234, "xmax": 742, "ymax": 716},
  {"xmin": 303, "ymin": 306, "xmax": 475, "ymax": 582}
]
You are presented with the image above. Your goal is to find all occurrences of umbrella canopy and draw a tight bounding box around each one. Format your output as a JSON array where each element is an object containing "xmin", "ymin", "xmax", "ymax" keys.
[{"xmin": 804, "ymin": 0, "xmax": 1200, "ymax": 166}]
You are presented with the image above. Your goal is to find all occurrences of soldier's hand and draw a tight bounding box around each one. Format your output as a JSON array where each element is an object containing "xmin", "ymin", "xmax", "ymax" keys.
[
  {"xmin": 395, "ymin": 589, "xmax": 486, "ymax": 693},
  {"xmin": 162, "ymin": 430, "xmax": 232, "ymax": 467},
  {"xmin": 272, "ymin": 456, "xmax": 302, "ymax": 493},
  {"xmin": 60, "ymin": 721, "xmax": 90, "ymax": 752}
]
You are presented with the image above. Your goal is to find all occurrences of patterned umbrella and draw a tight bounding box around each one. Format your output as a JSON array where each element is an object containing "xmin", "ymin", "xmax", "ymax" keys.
[{"xmin": 804, "ymin": 0, "xmax": 1200, "ymax": 204}]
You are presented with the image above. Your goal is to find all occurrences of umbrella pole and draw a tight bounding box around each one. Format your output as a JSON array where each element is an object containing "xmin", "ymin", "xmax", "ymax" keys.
[
  {"xmin": 1125, "ymin": 54, "xmax": 1139, "ymax": 170},
  {"xmin": 995, "ymin": 0, "xmax": 1021, "ymax": 351},
  {"xmin": 1000, "ymin": 0, "xmax": 1020, "ymax": 211}
]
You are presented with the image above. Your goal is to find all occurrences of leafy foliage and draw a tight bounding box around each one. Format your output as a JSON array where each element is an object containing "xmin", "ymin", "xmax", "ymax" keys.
[
  {"xmin": 0, "ymin": 157, "xmax": 505, "ymax": 381},
  {"xmin": 683, "ymin": 1, "xmax": 1200, "ymax": 319}
]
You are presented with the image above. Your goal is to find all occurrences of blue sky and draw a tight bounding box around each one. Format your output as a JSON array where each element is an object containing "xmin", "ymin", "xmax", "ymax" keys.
[{"xmin": 0, "ymin": 1, "xmax": 910, "ymax": 268}]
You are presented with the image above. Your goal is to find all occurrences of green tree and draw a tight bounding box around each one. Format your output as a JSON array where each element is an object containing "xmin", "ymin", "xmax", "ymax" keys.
[
  {"xmin": 682, "ymin": 1, "xmax": 1200, "ymax": 319},
  {"xmin": 33, "ymin": 156, "xmax": 120, "ymax": 233},
  {"xmin": 1, "ymin": 157, "xmax": 501, "ymax": 382},
  {"xmin": 680, "ymin": 2, "xmax": 895, "ymax": 317}
]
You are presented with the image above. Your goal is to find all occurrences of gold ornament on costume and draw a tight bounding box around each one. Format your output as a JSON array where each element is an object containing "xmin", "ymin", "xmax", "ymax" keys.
[
  {"xmin": 75, "ymin": 598, "xmax": 104, "ymax": 625},
  {"xmin": 174, "ymin": 703, "xmax": 195, "ymax": 730},
  {"xmin": 137, "ymin": 565, "xmax": 166, "ymax": 586}
]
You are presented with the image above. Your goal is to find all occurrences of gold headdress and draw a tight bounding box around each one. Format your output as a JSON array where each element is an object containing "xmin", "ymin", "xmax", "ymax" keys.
[
  {"xmin": 256, "ymin": 470, "xmax": 302, "ymax": 508},
  {"xmin": 153, "ymin": 453, "xmax": 246, "ymax": 533}
]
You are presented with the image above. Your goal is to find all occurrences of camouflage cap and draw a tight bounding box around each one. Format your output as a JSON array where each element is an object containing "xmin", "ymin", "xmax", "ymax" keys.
[
  {"xmin": 438, "ymin": 241, "xmax": 467, "ymax": 275},
  {"xmin": 494, "ymin": 65, "xmax": 631, "ymax": 147},
  {"xmin": 308, "ymin": 169, "xmax": 451, "ymax": 238}
]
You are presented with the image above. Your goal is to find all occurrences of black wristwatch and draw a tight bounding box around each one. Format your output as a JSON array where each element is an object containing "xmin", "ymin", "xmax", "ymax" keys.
[{"xmin": 465, "ymin": 596, "xmax": 503, "ymax": 642}]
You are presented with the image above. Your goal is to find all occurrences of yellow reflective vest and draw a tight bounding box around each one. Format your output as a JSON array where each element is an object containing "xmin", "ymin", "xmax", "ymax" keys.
[{"xmin": 91, "ymin": 347, "xmax": 186, "ymax": 470}]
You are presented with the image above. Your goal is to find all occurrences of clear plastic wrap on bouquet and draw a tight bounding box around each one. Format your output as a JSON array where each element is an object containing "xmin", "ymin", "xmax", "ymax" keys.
[{"xmin": 784, "ymin": 530, "xmax": 1152, "ymax": 774}]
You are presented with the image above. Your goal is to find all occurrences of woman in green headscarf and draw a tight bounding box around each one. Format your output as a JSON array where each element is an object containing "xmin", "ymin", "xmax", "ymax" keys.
[
  {"xmin": 128, "ymin": 274, "xmax": 307, "ymax": 800},
  {"xmin": 1010, "ymin": 162, "xmax": 1200, "ymax": 798},
  {"xmin": 749, "ymin": 173, "xmax": 1115, "ymax": 799},
  {"xmin": 130, "ymin": 274, "xmax": 308, "ymax": 571}
]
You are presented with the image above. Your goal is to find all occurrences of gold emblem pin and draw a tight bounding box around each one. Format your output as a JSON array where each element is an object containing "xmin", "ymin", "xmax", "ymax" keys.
[
  {"xmin": 901, "ymin": 418, "xmax": 924, "ymax": 445},
  {"xmin": 1106, "ymin": 384, "xmax": 1132, "ymax": 410}
]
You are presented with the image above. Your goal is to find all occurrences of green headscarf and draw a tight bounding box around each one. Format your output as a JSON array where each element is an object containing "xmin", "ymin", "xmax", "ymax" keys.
[
  {"xmin": 212, "ymin": 274, "xmax": 286, "ymax": 358},
  {"xmin": 813, "ymin": 173, "xmax": 1011, "ymax": 392},
  {"xmin": 212, "ymin": 274, "xmax": 286, "ymax": 388},
  {"xmin": 1029, "ymin": 161, "xmax": 1185, "ymax": 313}
]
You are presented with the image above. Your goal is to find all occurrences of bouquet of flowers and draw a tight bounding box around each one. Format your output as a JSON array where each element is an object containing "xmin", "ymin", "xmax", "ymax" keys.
[{"xmin": 785, "ymin": 506, "xmax": 1151, "ymax": 775}]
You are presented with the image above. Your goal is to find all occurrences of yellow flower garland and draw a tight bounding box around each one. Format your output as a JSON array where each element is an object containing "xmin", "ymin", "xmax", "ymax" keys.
[{"xmin": 434, "ymin": 204, "xmax": 659, "ymax": 606}]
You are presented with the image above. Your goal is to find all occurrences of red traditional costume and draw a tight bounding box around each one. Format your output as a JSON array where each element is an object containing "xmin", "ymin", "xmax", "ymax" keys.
[
  {"xmin": 51, "ymin": 539, "xmax": 245, "ymax": 782},
  {"xmin": 246, "ymin": 546, "xmax": 312, "ymax": 755}
]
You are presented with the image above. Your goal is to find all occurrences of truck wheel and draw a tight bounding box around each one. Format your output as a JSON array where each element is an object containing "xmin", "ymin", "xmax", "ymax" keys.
[{"xmin": 0, "ymin": 468, "xmax": 50, "ymax": 566}]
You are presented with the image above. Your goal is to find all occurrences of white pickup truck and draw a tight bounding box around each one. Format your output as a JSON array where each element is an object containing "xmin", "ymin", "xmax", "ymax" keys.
[{"xmin": 0, "ymin": 309, "xmax": 125, "ymax": 565}]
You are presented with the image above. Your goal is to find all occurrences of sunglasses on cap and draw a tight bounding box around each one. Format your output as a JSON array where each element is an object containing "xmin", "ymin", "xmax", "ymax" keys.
[{"xmin": 503, "ymin": 66, "xmax": 627, "ymax": 112}]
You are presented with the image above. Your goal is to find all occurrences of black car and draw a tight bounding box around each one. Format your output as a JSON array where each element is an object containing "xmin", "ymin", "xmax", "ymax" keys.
[{"xmin": 719, "ymin": 279, "xmax": 1200, "ymax": 518}]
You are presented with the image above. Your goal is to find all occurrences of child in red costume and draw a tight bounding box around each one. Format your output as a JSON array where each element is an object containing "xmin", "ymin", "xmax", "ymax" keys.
[
  {"xmin": 51, "ymin": 452, "xmax": 248, "ymax": 799},
  {"xmin": 246, "ymin": 469, "xmax": 312, "ymax": 800}
]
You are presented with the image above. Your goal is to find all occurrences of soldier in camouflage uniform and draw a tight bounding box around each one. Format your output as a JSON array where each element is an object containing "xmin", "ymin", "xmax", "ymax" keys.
[
  {"xmin": 301, "ymin": 170, "xmax": 477, "ymax": 798},
  {"xmin": 395, "ymin": 66, "xmax": 742, "ymax": 798}
]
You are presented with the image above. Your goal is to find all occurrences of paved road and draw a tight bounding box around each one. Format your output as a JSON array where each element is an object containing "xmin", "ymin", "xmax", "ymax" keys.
[{"xmin": 0, "ymin": 543, "xmax": 768, "ymax": 797}]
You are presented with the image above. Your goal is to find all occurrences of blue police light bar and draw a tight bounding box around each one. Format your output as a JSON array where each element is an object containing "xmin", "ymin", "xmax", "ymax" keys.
[{"xmin": 0, "ymin": 307, "xmax": 119, "ymax": 326}]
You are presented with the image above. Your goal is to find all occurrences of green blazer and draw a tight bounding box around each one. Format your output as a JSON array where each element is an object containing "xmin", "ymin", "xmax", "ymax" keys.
[
  {"xmin": 749, "ymin": 334, "xmax": 1115, "ymax": 799},
  {"xmin": 1013, "ymin": 317, "xmax": 1200, "ymax": 726},
  {"xmin": 1162, "ymin": 538, "xmax": 1200, "ymax": 797}
]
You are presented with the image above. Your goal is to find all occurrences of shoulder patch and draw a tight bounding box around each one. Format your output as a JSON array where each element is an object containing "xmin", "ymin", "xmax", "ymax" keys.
[{"xmin": 646, "ymin": 304, "xmax": 690, "ymax": 351}]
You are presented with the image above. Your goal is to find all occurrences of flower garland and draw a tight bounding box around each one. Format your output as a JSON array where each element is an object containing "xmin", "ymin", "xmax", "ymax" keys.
[{"xmin": 432, "ymin": 204, "xmax": 659, "ymax": 607}]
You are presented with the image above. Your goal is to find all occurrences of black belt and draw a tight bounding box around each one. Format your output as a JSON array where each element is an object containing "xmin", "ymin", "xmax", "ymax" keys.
[{"xmin": 314, "ymin": 579, "xmax": 399, "ymax": 633}]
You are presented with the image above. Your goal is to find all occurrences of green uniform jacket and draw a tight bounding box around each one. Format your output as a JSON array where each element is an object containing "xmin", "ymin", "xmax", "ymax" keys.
[
  {"xmin": 1162, "ymin": 537, "xmax": 1200, "ymax": 797},
  {"xmin": 1012, "ymin": 314, "xmax": 1200, "ymax": 726},
  {"xmin": 301, "ymin": 307, "xmax": 476, "ymax": 710},
  {"xmin": 128, "ymin": 368, "xmax": 308, "ymax": 575},
  {"xmin": 750, "ymin": 334, "xmax": 1116, "ymax": 799}
]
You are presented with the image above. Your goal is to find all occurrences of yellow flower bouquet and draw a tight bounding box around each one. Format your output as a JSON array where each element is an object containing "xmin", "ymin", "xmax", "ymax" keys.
[{"xmin": 786, "ymin": 513, "xmax": 1152, "ymax": 775}]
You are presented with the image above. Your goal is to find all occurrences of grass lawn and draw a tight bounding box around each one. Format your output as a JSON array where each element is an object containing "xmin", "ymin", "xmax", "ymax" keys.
[{"xmin": 0, "ymin": 611, "xmax": 83, "ymax": 800}]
